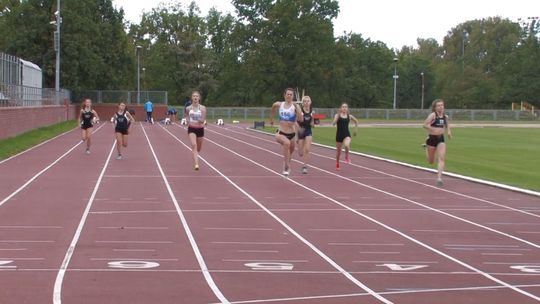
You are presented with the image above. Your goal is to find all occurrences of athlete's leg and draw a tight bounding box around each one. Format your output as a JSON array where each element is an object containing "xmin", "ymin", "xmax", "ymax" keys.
[{"xmin": 189, "ymin": 132, "xmax": 199, "ymax": 169}]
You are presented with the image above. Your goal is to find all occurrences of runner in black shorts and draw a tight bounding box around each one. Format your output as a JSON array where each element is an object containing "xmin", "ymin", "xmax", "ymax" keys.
[
  {"xmin": 423, "ymin": 99, "xmax": 452, "ymax": 186},
  {"xmin": 112, "ymin": 102, "xmax": 135, "ymax": 160},
  {"xmin": 297, "ymin": 96, "xmax": 315, "ymax": 174},
  {"xmin": 78, "ymin": 98, "xmax": 100, "ymax": 155},
  {"xmin": 332, "ymin": 103, "xmax": 358, "ymax": 171},
  {"xmin": 186, "ymin": 90, "xmax": 207, "ymax": 170}
]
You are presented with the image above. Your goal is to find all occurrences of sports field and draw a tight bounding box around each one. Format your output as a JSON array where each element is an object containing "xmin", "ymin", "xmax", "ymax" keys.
[{"xmin": 264, "ymin": 124, "xmax": 540, "ymax": 192}]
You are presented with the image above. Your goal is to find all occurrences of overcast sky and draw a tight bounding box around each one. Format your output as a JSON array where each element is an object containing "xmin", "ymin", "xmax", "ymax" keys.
[{"xmin": 113, "ymin": 0, "xmax": 540, "ymax": 49}]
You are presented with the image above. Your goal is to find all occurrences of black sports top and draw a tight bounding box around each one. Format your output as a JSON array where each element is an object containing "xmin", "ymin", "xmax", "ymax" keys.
[
  {"xmin": 336, "ymin": 114, "xmax": 350, "ymax": 132},
  {"xmin": 81, "ymin": 110, "xmax": 94, "ymax": 125},
  {"xmin": 115, "ymin": 111, "xmax": 129, "ymax": 130},
  {"xmin": 430, "ymin": 114, "xmax": 447, "ymax": 128},
  {"xmin": 299, "ymin": 107, "xmax": 312, "ymax": 129}
]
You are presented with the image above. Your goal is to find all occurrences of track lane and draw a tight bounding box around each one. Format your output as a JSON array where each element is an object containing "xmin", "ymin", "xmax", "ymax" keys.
[
  {"xmin": 202, "ymin": 125, "xmax": 540, "ymax": 303},
  {"xmin": 0, "ymin": 123, "xmax": 113, "ymax": 304},
  {"xmin": 155, "ymin": 124, "xmax": 390, "ymax": 304},
  {"xmin": 57, "ymin": 123, "xmax": 222, "ymax": 304}
]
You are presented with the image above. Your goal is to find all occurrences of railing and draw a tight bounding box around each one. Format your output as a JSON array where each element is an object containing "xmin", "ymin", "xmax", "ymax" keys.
[
  {"xmin": 72, "ymin": 90, "xmax": 168, "ymax": 105},
  {"xmin": 0, "ymin": 83, "xmax": 69, "ymax": 107},
  {"xmin": 205, "ymin": 107, "xmax": 540, "ymax": 121}
]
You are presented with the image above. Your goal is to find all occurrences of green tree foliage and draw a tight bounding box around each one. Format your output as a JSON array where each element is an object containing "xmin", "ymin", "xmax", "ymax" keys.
[{"xmin": 1, "ymin": 0, "xmax": 538, "ymax": 109}]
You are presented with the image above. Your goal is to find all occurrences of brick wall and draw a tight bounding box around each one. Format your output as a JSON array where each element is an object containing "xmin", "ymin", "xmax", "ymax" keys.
[{"xmin": 0, "ymin": 103, "xmax": 78, "ymax": 139}]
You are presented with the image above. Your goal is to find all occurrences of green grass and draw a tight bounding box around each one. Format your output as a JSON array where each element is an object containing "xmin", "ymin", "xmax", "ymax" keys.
[
  {"xmin": 263, "ymin": 126, "xmax": 540, "ymax": 192},
  {"xmin": 0, "ymin": 120, "xmax": 77, "ymax": 161}
]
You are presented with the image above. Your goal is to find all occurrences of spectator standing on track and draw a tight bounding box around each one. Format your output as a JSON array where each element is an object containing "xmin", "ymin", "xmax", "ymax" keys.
[
  {"xmin": 270, "ymin": 87, "xmax": 304, "ymax": 176},
  {"xmin": 78, "ymin": 98, "xmax": 100, "ymax": 155},
  {"xmin": 144, "ymin": 99, "xmax": 154, "ymax": 124},
  {"xmin": 111, "ymin": 102, "xmax": 135, "ymax": 160},
  {"xmin": 332, "ymin": 103, "xmax": 358, "ymax": 171},
  {"xmin": 297, "ymin": 95, "xmax": 315, "ymax": 174},
  {"xmin": 423, "ymin": 99, "xmax": 452, "ymax": 187},
  {"xmin": 186, "ymin": 90, "xmax": 206, "ymax": 171}
]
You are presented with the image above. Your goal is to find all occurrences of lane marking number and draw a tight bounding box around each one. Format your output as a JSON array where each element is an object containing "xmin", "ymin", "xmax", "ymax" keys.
[
  {"xmin": 511, "ymin": 265, "xmax": 540, "ymax": 273},
  {"xmin": 0, "ymin": 260, "xmax": 16, "ymax": 269},
  {"xmin": 245, "ymin": 262, "xmax": 294, "ymax": 271},
  {"xmin": 377, "ymin": 263, "xmax": 428, "ymax": 271},
  {"xmin": 108, "ymin": 261, "xmax": 160, "ymax": 269}
]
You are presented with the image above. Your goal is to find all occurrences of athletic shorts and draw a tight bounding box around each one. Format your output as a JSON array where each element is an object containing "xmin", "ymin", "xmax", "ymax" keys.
[
  {"xmin": 81, "ymin": 123, "xmax": 93, "ymax": 130},
  {"xmin": 278, "ymin": 131, "xmax": 295, "ymax": 141},
  {"xmin": 297, "ymin": 127, "xmax": 312, "ymax": 140},
  {"xmin": 188, "ymin": 126, "xmax": 204, "ymax": 138},
  {"xmin": 115, "ymin": 127, "xmax": 129, "ymax": 135},
  {"xmin": 426, "ymin": 134, "xmax": 445, "ymax": 147},
  {"xmin": 336, "ymin": 129, "xmax": 351, "ymax": 143}
]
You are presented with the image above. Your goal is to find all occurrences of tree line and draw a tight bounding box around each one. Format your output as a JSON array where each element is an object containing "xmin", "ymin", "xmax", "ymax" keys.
[{"xmin": 0, "ymin": 0, "xmax": 539, "ymax": 108}]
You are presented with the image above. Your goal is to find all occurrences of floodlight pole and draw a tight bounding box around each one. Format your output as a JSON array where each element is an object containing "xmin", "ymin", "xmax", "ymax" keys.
[
  {"xmin": 392, "ymin": 57, "xmax": 398, "ymax": 110},
  {"xmin": 136, "ymin": 45, "xmax": 142, "ymax": 104},
  {"xmin": 54, "ymin": 0, "xmax": 61, "ymax": 104},
  {"xmin": 420, "ymin": 72, "xmax": 425, "ymax": 109}
]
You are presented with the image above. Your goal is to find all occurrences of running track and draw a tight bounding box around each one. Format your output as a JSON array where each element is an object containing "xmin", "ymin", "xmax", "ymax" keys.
[{"xmin": 0, "ymin": 122, "xmax": 539, "ymax": 304}]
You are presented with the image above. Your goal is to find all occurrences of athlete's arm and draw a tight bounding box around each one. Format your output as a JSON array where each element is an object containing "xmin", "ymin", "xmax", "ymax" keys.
[
  {"xmin": 445, "ymin": 115, "xmax": 452, "ymax": 139},
  {"xmin": 350, "ymin": 114, "xmax": 359, "ymax": 136},
  {"xmin": 269, "ymin": 102, "xmax": 280, "ymax": 126},
  {"xmin": 331, "ymin": 113, "xmax": 339, "ymax": 125},
  {"xmin": 423, "ymin": 113, "xmax": 436, "ymax": 132}
]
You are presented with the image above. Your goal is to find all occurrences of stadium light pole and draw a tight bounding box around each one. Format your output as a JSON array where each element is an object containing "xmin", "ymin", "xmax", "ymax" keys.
[
  {"xmin": 392, "ymin": 57, "xmax": 398, "ymax": 110},
  {"xmin": 136, "ymin": 45, "xmax": 142, "ymax": 104},
  {"xmin": 53, "ymin": 0, "xmax": 61, "ymax": 104},
  {"xmin": 420, "ymin": 72, "xmax": 425, "ymax": 109}
]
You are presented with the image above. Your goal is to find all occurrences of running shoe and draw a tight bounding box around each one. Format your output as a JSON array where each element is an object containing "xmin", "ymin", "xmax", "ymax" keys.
[
  {"xmin": 85, "ymin": 149, "xmax": 90, "ymax": 155},
  {"xmin": 345, "ymin": 156, "xmax": 351, "ymax": 164},
  {"xmin": 436, "ymin": 178, "xmax": 443, "ymax": 187},
  {"xmin": 301, "ymin": 166, "xmax": 308, "ymax": 174},
  {"xmin": 194, "ymin": 165, "xmax": 200, "ymax": 171},
  {"xmin": 336, "ymin": 163, "xmax": 340, "ymax": 171},
  {"xmin": 282, "ymin": 167, "xmax": 290, "ymax": 176},
  {"xmin": 116, "ymin": 154, "xmax": 122, "ymax": 160}
]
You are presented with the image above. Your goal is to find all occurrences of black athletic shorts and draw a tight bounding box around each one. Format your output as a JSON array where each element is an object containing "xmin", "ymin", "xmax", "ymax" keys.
[
  {"xmin": 188, "ymin": 126, "xmax": 204, "ymax": 138},
  {"xmin": 115, "ymin": 127, "xmax": 129, "ymax": 135},
  {"xmin": 426, "ymin": 134, "xmax": 445, "ymax": 147},
  {"xmin": 336, "ymin": 129, "xmax": 351, "ymax": 143},
  {"xmin": 278, "ymin": 131, "xmax": 295, "ymax": 140}
]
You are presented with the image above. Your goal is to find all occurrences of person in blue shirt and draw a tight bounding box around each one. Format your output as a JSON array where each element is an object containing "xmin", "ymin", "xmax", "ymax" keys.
[{"xmin": 144, "ymin": 100, "xmax": 154, "ymax": 124}]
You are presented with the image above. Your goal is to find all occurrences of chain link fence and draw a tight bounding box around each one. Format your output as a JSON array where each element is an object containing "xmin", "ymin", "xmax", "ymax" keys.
[
  {"xmin": 205, "ymin": 107, "xmax": 540, "ymax": 121},
  {"xmin": 72, "ymin": 90, "xmax": 168, "ymax": 105}
]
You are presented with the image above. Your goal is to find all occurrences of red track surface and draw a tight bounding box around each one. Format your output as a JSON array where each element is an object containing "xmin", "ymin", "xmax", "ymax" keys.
[{"xmin": 0, "ymin": 122, "xmax": 539, "ymax": 304}]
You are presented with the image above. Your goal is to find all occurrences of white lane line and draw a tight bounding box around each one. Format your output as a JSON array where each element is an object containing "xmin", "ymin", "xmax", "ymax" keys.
[
  {"xmin": 113, "ymin": 249, "xmax": 157, "ymax": 252},
  {"xmin": 0, "ymin": 226, "xmax": 62, "ymax": 229},
  {"xmin": 0, "ymin": 248, "xmax": 27, "ymax": 251},
  {"xmin": 212, "ymin": 241, "xmax": 289, "ymax": 245},
  {"xmin": 206, "ymin": 127, "xmax": 540, "ymax": 302},
  {"xmin": 223, "ymin": 259, "xmax": 308, "ymax": 263},
  {"xmin": 353, "ymin": 261, "xmax": 439, "ymax": 264},
  {"xmin": 141, "ymin": 124, "xmax": 229, "ymax": 304},
  {"xmin": 90, "ymin": 210, "xmax": 176, "ymax": 214},
  {"xmin": 103, "ymin": 175, "xmax": 162, "ymax": 178},
  {"xmin": 98, "ymin": 227, "xmax": 169, "ymax": 230},
  {"xmin": 163, "ymin": 125, "xmax": 394, "ymax": 304},
  {"xmin": 310, "ymin": 228, "xmax": 377, "ymax": 232},
  {"xmin": 205, "ymin": 228, "xmax": 273, "ymax": 231},
  {"xmin": 329, "ymin": 243, "xmax": 404, "ymax": 246},
  {"xmin": 413, "ymin": 229, "xmax": 482, "ymax": 233},
  {"xmin": 445, "ymin": 244, "xmax": 520, "ymax": 248},
  {"xmin": 237, "ymin": 250, "xmax": 279, "ymax": 253},
  {"xmin": 53, "ymin": 139, "xmax": 116, "ymax": 304},
  {"xmin": 359, "ymin": 252, "xmax": 400, "ymax": 255},
  {"xmin": 0, "ymin": 240, "xmax": 54, "ymax": 243},
  {"xmin": 90, "ymin": 258, "xmax": 179, "ymax": 261},
  {"xmin": 484, "ymin": 262, "xmax": 540, "ymax": 265},
  {"xmin": 96, "ymin": 241, "xmax": 174, "ymax": 244},
  {"xmin": 481, "ymin": 253, "xmax": 523, "ymax": 256},
  {"xmin": 209, "ymin": 128, "xmax": 540, "ymax": 250},
  {"xmin": 244, "ymin": 127, "xmax": 540, "ymax": 212},
  {"xmin": 0, "ymin": 257, "xmax": 44, "ymax": 260},
  {"xmin": 487, "ymin": 222, "xmax": 540, "ymax": 225},
  {"xmin": 0, "ymin": 127, "xmax": 76, "ymax": 165},
  {"xmin": 0, "ymin": 124, "xmax": 106, "ymax": 208}
]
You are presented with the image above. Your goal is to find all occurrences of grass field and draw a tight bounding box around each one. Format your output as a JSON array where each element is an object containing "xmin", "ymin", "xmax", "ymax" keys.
[
  {"xmin": 0, "ymin": 120, "xmax": 77, "ymax": 161},
  {"xmin": 263, "ymin": 126, "xmax": 540, "ymax": 192}
]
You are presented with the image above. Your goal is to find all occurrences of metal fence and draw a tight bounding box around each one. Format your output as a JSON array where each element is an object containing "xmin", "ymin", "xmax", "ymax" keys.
[
  {"xmin": 72, "ymin": 90, "xmax": 168, "ymax": 105},
  {"xmin": 205, "ymin": 107, "xmax": 540, "ymax": 121},
  {"xmin": 0, "ymin": 83, "xmax": 69, "ymax": 107},
  {"xmin": 0, "ymin": 52, "xmax": 20, "ymax": 86}
]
